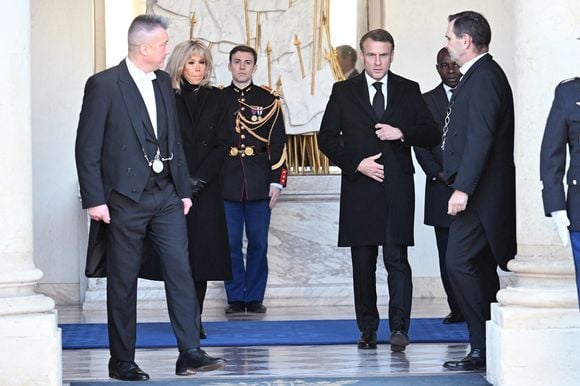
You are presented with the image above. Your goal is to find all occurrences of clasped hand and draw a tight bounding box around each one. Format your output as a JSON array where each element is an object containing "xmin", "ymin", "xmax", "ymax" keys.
[
  {"xmin": 375, "ymin": 123, "xmax": 403, "ymax": 141},
  {"xmin": 357, "ymin": 153, "xmax": 384, "ymax": 182}
]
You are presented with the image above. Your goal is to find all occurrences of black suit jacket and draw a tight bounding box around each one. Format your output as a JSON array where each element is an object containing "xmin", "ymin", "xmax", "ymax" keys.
[
  {"xmin": 442, "ymin": 54, "xmax": 516, "ymax": 269},
  {"xmin": 414, "ymin": 84, "xmax": 453, "ymax": 228},
  {"xmin": 319, "ymin": 71, "xmax": 439, "ymax": 246},
  {"xmin": 541, "ymin": 77, "xmax": 580, "ymax": 230},
  {"xmin": 75, "ymin": 60, "xmax": 191, "ymax": 277}
]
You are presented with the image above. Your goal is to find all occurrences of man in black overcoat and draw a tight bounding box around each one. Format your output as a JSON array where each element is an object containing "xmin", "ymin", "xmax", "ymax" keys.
[
  {"xmin": 318, "ymin": 29, "xmax": 439, "ymax": 352},
  {"xmin": 414, "ymin": 48, "xmax": 463, "ymax": 324},
  {"xmin": 441, "ymin": 11, "xmax": 516, "ymax": 371},
  {"xmin": 75, "ymin": 15, "xmax": 225, "ymax": 381}
]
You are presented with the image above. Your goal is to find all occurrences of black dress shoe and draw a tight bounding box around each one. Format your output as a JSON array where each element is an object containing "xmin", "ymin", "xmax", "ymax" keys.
[
  {"xmin": 357, "ymin": 331, "xmax": 377, "ymax": 349},
  {"xmin": 390, "ymin": 330, "xmax": 409, "ymax": 352},
  {"xmin": 108, "ymin": 358, "xmax": 150, "ymax": 381},
  {"xmin": 246, "ymin": 301, "xmax": 267, "ymax": 313},
  {"xmin": 443, "ymin": 348, "xmax": 486, "ymax": 371},
  {"xmin": 443, "ymin": 311, "xmax": 465, "ymax": 324},
  {"xmin": 225, "ymin": 301, "xmax": 245, "ymax": 314},
  {"xmin": 200, "ymin": 323, "xmax": 207, "ymax": 339},
  {"xmin": 176, "ymin": 348, "xmax": 227, "ymax": 375}
]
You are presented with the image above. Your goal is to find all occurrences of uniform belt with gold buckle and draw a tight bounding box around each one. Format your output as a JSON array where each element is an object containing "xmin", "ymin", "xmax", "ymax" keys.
[{"xmin": 229, "ymin": 146, "xmax": 264, "ymax": 157}]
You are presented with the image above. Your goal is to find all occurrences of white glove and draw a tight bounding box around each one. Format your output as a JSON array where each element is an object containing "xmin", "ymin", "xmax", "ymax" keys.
[{"xmin": 551, "ymin": 210, "xmax": 571, "ymax": 247}]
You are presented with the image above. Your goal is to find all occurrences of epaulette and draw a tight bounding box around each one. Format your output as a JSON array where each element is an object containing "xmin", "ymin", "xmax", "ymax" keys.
[
  {"xmin": 259, "ymin": 84, "xmax": 280, "ymax": 98},
  {"xmin": 559, "ymin": 77, "xmax": 579, "ymax": 85}
]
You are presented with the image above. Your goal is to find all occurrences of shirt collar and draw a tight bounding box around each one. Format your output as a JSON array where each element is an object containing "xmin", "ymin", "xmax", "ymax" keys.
[
  {"xmin": 459, "ymin": 52, "xmax": 488, "ymax": 76},
  {"xmin": 364, "ymin": 71, "xmax": 388, "ymax": 89},
  {"xmin": 125, "ymin": 57, "xmax": 157, "ymax": 81}
]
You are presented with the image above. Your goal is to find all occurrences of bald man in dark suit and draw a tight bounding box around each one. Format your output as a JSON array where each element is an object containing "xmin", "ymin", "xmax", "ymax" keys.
[{"xmin": 75, "ymin": 14, "xmax": 225, "ymax": 381}]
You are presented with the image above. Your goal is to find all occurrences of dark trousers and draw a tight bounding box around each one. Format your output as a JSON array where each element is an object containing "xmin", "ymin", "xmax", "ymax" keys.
[
  {"xmin": 446, "ymin": 210, "xmax": 499, "ymax": 350},
  {"xmin": 106, "ymin": 184, "xmax": 200, "ymax": 361},
  {"xmin": 223, "ymin": 199, "xmax": 271, "ymax": 304},
  {"xmin": 351, "ymin": 241, "xmax": 412, "ymax": 334},
  {"xmin": 434, "ymin": 226, "xmax": 461, "ymax": 314}
]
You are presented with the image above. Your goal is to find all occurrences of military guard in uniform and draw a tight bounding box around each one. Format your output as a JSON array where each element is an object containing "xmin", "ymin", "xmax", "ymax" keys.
[
  {"xmin": 540, "ymin": 76, "xmax": 580, "ymax": 307},
  {"xmin": 221, "ymin": 45, "xmax": 287, "ymax": 314}
]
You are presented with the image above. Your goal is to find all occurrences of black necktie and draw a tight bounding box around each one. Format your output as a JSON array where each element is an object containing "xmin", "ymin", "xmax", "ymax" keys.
[{"xmin": 372, "ymin": 82, "xmax": 384, "ymax": 120}]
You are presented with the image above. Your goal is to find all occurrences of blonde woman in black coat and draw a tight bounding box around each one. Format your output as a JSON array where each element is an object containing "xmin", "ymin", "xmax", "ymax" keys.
[{"xmin": 166, "ymin": 40, "xmax": 232, "ymax": 338}]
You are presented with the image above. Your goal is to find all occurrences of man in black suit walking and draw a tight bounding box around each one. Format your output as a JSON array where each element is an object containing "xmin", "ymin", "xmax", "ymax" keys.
[
  {"xmin": 75, "ymin": 14, "xmax": 225, "ymax": 381},
  {"xmin": 318, "ymin": 29, "xmax": 439, "ymax": 352},
  {"xmin": 414, "ymin": 48, "xmax": 464, "ymax": 325},
  {"xmin": 441, "ymin": 11, "xmax": 516, "ymax": 371}
]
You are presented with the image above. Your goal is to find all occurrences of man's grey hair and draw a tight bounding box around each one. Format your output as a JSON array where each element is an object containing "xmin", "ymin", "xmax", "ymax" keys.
[{"xmin": 128, "ymin": 14, "xmax": 168, "ymax": 48}]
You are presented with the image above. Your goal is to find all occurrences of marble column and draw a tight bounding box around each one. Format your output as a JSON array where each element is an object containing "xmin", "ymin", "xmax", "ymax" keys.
[
  {"xmin": 0, "ymin": 1, "xmax": 61, "ymax": 384},
  {"xmin": 487, "ymin": 1, "xmax": 580, "ymax": 385}
]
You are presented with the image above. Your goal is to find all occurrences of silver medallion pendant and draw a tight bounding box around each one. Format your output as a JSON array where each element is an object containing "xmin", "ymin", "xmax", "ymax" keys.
[{"xmin": 152, "ymin": 159, "xmax": 164, "ymax": 173}]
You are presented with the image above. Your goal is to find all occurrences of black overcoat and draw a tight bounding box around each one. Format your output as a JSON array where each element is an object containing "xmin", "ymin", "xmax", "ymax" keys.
[
  {"xmin": 414, "ymin": 84, "xmax": 454, "ymax": 228},
  {"xmin": 176, "ymin": 85, "xmax": 232, "ymax": 281},
  {"xmin": 318, "ymin": 71, "xmax": 439, "ymax": 247},
  {"xmin": 442, "ymin": 54, "xmax": 516, "ymax": 270}
]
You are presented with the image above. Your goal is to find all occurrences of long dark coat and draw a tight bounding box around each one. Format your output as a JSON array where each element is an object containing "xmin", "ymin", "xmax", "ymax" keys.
[
  {"xmin": 175, "ymin": 84, "xmax": 232, "ymax": 281},
  {"xmin": 414, "ymin": 84, "xmax": 454, "ymax": 228},
  {"xmin": 442, "ymin": 54, "xmax": 516, "ymax": 270},
  {"xmin": 318, "ymin": 71, "xmax": 439, "ymax": 247}
]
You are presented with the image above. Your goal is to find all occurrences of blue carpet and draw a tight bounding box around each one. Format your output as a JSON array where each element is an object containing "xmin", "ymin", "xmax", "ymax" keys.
[
  {"xmin": 69, "ymin": 374, "xmax": 490, "ymax": 385},
  {"xmin": 60, "ymin": 318, "xmax": 467, "ymax": 349}
]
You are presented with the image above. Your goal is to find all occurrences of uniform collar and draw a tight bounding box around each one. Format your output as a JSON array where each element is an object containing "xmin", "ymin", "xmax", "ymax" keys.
[{"xmin": 232, "ymin": 82, "xmax": 253, "ymax": 93}]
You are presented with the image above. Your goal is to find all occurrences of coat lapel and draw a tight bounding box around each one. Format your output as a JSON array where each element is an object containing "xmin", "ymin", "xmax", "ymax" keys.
[
  {"xmin": 434, "ymin": 84, "xmax": 449, "ymax": 123},
  {"xmin": 351, "ymin": 72, "xmax": 377, "ymax": 122},
  {"xmin": 155, "ymin": 71, "xmax": 175, "ymax": 146},
  {"xmin": 117, "ymin": 61, "xmax": 149, "ymax": 149},
  {"xmin": 383, "ymin": 72, "xmax": 401, "ymax": 121}
]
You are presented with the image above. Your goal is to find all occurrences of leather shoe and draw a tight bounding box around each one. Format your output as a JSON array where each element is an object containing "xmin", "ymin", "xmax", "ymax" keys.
[
  {"xmin": 443, "ymin": 348, "xmax": 486, "ymax": 371},
  {"xmin": 225, "ymin": 301, "xmax": 245, "ymax": 314},
  {"xmin": 176, "ymin": 348, "xmax": 227, "ymax": 375},
  {"xmin": 357, "ymin": 331, "xmax": 377, "ymax": 349},
  {"xmin": 108, "ymin": 358, "xmax": 150, "ymax": 381},
  {"xmin": 246, "ymin": 301, "xmax": 267, "ymax": 313},
  {"xmin": 443, "ymin": 311, "xmax": 465, "ymax": 324},
  {"xmin": 390, "ymin": 330, "xmax": 409, "ymax": 352}
]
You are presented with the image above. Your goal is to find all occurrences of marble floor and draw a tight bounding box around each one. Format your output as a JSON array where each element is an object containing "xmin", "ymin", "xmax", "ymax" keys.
[{"xmin": 59, "ymin": 299, "xmax": 488, "ymax": 385}]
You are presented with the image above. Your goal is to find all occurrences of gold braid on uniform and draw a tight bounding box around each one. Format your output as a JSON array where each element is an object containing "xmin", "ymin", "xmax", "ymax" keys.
[{"xmin": 235, "ymin": 90, "xmax": 287, "ymax": 170}]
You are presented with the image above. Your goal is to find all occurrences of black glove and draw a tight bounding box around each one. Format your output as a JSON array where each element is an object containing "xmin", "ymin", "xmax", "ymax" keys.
[{"xmin": 189, "ymin": 176, "xmax": 207, "ymax": 197}]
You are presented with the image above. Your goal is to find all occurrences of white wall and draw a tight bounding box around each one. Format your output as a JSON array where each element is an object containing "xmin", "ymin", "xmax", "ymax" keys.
[{"xmin": 31, "ymin": 0, "xmax": 94, "ymax": 303}]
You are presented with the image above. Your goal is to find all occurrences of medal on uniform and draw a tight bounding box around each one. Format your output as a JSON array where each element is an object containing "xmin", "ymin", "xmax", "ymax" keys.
[
  {"xmin": 257, "ymin": 106, "xmax": 263, "ymax": 121},
  {"xmin": 250, "ymin": 107, "xmax": 258, "ymax": 121}
]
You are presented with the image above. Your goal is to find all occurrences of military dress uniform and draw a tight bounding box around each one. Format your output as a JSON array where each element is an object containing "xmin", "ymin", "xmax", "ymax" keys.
[
  {"xmin": 540, "ymin": 77, "xmax": 580, "ymax": 305},
  {"xmin": 221, "ymin": 82, "xmax": 287, "ymax": 311}
]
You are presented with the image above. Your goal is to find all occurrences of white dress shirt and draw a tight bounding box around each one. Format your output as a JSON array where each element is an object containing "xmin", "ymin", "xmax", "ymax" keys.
[
  {"xmin": 125, "ymin": 57, "xmax": 158, "ymax": 137},
  {"xmin": 459, "ymin": 52, "xmax": 488, "ymax": 77},
  {"xmin": 443, "ymin": 83, "xmax": 454, "ymax": 102},
  {"xmin": 365, "ymin": 71, "xmax": 388, "ymax": 110}
]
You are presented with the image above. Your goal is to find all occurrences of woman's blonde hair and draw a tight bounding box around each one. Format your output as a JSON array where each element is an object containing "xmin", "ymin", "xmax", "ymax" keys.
[{"xmin": 165, "ymin": 40, "xmax": 213, "ymax": 91}]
